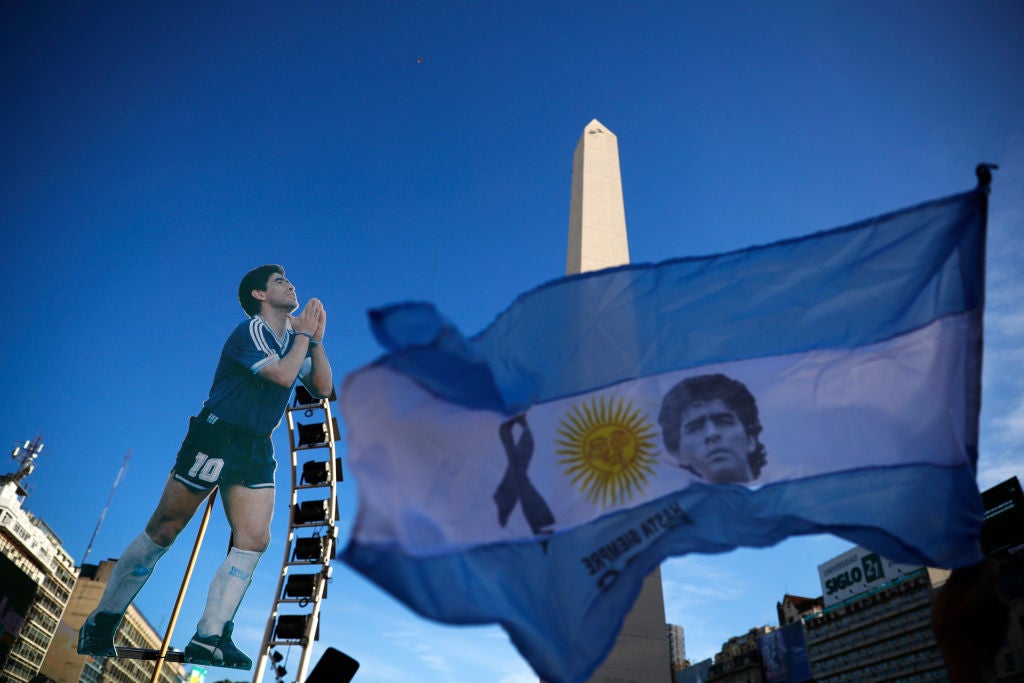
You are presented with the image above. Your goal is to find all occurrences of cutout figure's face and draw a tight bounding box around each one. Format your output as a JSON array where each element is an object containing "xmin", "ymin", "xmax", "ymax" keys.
[{"xmin": 256, "ymin": 273, "xmax": 299, "ymax": 313}]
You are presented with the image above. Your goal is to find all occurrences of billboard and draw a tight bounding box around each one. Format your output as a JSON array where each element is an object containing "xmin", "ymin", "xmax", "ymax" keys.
[
  {"xmin": 759, "ymin": 622, "xmax": 812, "ymax": 683},
  {"xmin": 982, "ymin": 477, "xmax": 1024, "ymax": 562},
  {"xmin": 817, "ymin": 546, "xmax": 920, "ymax": 607},
  {"xmin": 1, "ymin": 554, "xmax": 38, "ymax": 668}
]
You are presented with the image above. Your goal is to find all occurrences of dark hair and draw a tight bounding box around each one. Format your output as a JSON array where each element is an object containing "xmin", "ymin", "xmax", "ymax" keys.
[
  {"xmin": 658, "ymin": 373, "xmax": 767, "ymax": 478},
  {"xmin": 238, "ymin": 264, "xmax": 284, "ymax": 316}
]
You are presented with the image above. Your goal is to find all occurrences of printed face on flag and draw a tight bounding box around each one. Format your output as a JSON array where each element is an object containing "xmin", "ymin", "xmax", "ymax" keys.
[
  {"xmin": 677, "ymin": 399, "xmax": 755, "ymax": 482},
  {"xmin": 657, "ymin": 373, "xmax": 763, "ymax": 484}
]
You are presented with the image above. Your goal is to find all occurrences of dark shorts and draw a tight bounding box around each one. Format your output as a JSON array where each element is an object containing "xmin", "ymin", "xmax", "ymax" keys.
[{"xmin": 172, "ymin": 412, "xmax": 276, "ymax": 491}]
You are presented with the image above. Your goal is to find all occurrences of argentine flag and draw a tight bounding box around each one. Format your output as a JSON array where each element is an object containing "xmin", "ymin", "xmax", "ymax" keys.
[{"xmin": 340, "ymin": 186, "xmax": 987, "ymax": 683}]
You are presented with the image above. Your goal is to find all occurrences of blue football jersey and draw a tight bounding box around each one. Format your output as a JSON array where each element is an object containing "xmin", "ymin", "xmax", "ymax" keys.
[{"xmin": 201, "ymin": 315, "xmax": 313, "ymax": 434}]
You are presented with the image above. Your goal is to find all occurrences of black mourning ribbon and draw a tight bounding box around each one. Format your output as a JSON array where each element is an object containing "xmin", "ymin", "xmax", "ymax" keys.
[{"xmin": 493, "ymin": 414, "xmax": 555, "ymax": 535}]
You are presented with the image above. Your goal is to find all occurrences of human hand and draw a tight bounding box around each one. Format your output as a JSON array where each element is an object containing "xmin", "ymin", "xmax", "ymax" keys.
[
  {"xmin": 291, "ymin": 298, "xmax": 322, "ymax": 336},
  {"xmin": 314, "ymin": 301, "xmax": 327, "ymax": 342}
]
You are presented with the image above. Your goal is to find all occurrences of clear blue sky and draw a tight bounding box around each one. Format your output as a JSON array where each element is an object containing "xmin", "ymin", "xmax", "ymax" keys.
[{"xmin": 2, "ymin": 1, "xmax": 1022, "ymax": 681}]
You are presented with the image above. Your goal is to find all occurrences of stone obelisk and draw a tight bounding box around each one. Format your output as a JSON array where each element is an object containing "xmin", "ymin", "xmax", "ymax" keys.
[
  {"xmin": 560, "ymin": 119, "xmax": 671, "ymax": 683},
  {"xmin": 566, "ymin": 119, "xmax": 630, "ymax": 274}
]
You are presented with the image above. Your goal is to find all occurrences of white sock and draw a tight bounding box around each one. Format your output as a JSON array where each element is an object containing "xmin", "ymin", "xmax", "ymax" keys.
[
  {"xmin": 195, "ymin": 547, "xmax": 262, "ymax": 637},
  {"xmin": 93, "ymin": 532, "xmax": 168, "ymax": 617}
]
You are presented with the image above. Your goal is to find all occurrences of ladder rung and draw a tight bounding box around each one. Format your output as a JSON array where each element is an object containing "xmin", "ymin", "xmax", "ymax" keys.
[{"xmin": 296, "ymin": 483, "xmax": 332, "ymax": 490}]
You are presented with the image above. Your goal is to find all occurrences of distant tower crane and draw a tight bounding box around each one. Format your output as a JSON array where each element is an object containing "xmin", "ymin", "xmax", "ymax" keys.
[{"xmin": 82, "ymin": 450, "xmax": 132, "ymax": 565}]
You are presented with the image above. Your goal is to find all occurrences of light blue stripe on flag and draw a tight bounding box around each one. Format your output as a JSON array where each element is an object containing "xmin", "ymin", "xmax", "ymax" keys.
[{"xmin": 341, "ymin": 187, "xmax": 988, "ymax": 683}]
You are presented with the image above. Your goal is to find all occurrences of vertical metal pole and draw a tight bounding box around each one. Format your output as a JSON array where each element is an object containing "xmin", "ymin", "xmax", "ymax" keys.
[{"xmin": 150, "ymin": 489, "xmax": 219, "ymax": 683}]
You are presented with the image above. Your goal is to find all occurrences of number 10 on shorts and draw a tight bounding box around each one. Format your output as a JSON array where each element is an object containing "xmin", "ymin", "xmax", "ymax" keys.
[{"xmin": 188, "ymin": 452, "xmax": 225, "ymax": 482}]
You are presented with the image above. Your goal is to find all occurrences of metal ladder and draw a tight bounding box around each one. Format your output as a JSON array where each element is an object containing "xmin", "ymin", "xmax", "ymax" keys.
[{"xmin": 251, "ymin": 386, "xmax": 341, "ymax": 683}]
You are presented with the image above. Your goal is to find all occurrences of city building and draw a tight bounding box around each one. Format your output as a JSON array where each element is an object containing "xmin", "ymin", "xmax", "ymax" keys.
[
  {"xmin": 803, "ymin": 548, "xmax": 951, "ymax": 682},
  {"xmin": 1, "ymin": 438, "xmax": 78, "ymax": 683},
  {"xmin": 667, "ymin": 624, "xmax": 686, "ymax": 673},
  {"xmin": 706, "ymin": 626, "xmax": 772, "ymax": 683},
  {"xmin": 775, "ymin": 595, "xmax": 822, "ymax": 627}
]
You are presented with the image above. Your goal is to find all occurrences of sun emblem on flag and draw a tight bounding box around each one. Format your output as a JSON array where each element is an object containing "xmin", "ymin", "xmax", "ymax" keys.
[{"xmin": 556, "ymin": 396, "xmax": 658, "ymax": 508}]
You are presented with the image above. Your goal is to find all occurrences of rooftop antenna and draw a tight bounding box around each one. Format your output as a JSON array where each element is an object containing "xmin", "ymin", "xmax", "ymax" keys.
[
  {"xmin": 2, "ymin": 436, "xmax": 44, "ymax": 497},
  {"xmin": 81, "ymin": 450, "xmax": 131, "ymax": 566}
]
